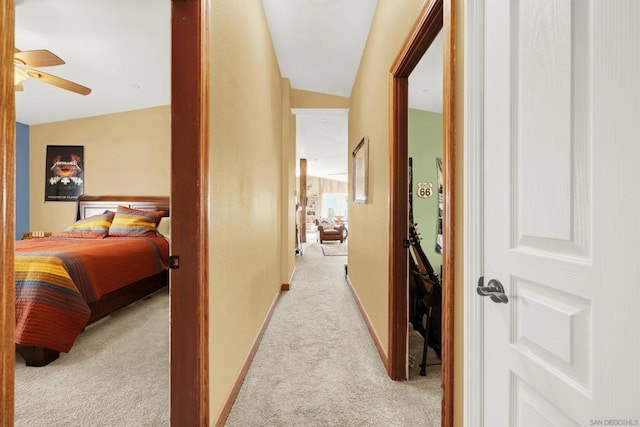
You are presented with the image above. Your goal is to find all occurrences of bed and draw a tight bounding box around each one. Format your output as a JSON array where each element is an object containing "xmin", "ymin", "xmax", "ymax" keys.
[{"xmin": 15, "ymin": 195, "xmax": 171, "ymax": 367}]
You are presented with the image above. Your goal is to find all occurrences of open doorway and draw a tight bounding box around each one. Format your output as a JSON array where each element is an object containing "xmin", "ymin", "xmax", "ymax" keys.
[
  {"xmin": 406, "ymin": 28, "xmax": 444, "ymax": 382},
  {"xmin": 295, "ymin": 109, "xmax": 349, "ymax": 246},
  {"xmin": 388, "ymin": 0, "xmax": 456, "ymax": 425},
  {"xmin": 0, "ymin": 1, "xmax": 208, "ymax": 425}
]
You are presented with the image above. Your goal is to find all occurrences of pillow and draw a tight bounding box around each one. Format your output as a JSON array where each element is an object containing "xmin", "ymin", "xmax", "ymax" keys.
[
  {"xmin": 156, "ymin": 216, "xmax": 171, "ymax": 239},
  {"xmin": 53, "ymin": 211, "xmax": 115, "ymax": 239},
  {"xmin": 108, "ymin": 205, "xmax": 166, "ymax": 237}
]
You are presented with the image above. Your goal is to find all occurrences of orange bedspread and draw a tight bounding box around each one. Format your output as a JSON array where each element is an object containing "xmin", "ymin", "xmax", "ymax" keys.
[{"xmin": 15, "ymin": 236, "xmax": 169, "ymax": 352}]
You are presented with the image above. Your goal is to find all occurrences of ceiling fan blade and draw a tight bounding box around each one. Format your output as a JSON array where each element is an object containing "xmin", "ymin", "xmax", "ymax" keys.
[
  {"xmin": 25, "ymin": 69, "xmax": 91, "ymax": 96},
  {"xmin": 15, "ymin": 49, "xmax": 65, "ymax": 67},
  {"xmin": 15, "ymin": 82, "xmax": 24, "ymax": 91}
]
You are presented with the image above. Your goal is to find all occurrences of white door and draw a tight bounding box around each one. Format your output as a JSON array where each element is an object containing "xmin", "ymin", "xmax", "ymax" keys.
[{"xmin": 481, "ymin": 1, "xmax": 640, "ymax": 426}]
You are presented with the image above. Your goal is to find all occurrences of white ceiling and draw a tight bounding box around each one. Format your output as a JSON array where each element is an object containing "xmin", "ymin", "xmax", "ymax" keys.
[
  {"xmin": 262, "ymin": 0, "xmax": 443, "ymax": 182},
  {"xmin": 409, "ymin": 31, "xmax": 444, "ymax": 114},
  {"xmin": 14, "ymin": 0, "xmax": 170, "ymax": 125},
  {"xmin": 14, "ymin": 0, "xmax": 442, "ymax": 182},
  {"xmin": 293, "ymin": 109, "xmax": 350, "ymax": 180},
  {"xmin": 263, "ymin": 0, "xmax": 378, "ymax": 98}
]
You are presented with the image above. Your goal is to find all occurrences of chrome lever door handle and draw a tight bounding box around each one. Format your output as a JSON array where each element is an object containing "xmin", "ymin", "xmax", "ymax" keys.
[{"xmin": 476, "ymin": 276, "xmax": 509, "ymax": 304}]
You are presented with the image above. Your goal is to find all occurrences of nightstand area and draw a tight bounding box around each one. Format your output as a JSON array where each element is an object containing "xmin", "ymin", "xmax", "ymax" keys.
[{"xmin": 22, "ymin": 231, "xmax": 53, "ymax": 240}]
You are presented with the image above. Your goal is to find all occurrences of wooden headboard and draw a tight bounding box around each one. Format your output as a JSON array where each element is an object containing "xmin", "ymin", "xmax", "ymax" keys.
[{"xmin": 76, "ymin": 195, "xmax": 170, "ymax": 221}]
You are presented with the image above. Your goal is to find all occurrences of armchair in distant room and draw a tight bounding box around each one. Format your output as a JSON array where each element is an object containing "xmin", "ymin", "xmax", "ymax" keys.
[{"xmin": 316, "ymin": 218, "xmax": 348, "ymax": 244}]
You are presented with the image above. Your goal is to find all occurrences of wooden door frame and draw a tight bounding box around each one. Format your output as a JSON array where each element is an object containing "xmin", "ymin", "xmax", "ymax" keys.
[
  {"xmin": 388, "ymin": 0, "xmax": 455, "ymax": 425},
  {"xmin": 0, "ymin": 1, "xmax": 209, "ymax": 425},
  {"xmin": 170, "ymin": 0, "xmax": 209, "ymax": 425},
  {"xmin": 1, "ymin": 1, "xmax": 17, "ymax": 425}
]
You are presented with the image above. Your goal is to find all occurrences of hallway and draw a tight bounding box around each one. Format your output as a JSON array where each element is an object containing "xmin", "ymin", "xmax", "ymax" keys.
[{"xmin": 226, "ymin": 240, "xmax": 442, "ymax": 426}]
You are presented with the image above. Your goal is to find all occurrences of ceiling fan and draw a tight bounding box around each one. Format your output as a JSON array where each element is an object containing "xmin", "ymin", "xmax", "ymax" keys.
[{"xmin": 14, "ymin": 48, "xmax": 91, "ymax": 95}]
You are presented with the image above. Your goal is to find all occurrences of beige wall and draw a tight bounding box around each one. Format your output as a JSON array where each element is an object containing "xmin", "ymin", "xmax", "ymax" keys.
[
  {"xmin": 349, "ymin": 1, "xmax": 465, "ymax": 425},
  {"xmin": 290, "ymin": 88, "xmax": 350, "ymax": 109},
  {"xmin": 208, "ymin": 0, "xmax": 293, "ymax": 421},
  {"xmin": 347, "ymin": 0, "xmax": 426, "ymax": 357},
  {"xmin": 29, "ymin": 106, "xmax": 170, "ymax": 232}
]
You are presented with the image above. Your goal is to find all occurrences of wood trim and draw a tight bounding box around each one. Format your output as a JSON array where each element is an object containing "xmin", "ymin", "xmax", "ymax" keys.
[
  {"xmin": 283, "ymin": 265, "xmax": 296, "ymax": 292},
  {"xmin": 388, "ymin": 0, "xmax": 444, "ymax": 382},
  {"xmin": 75, "ymin": 195, "xmax": 170, "ymax": 203},
  {"xmin": 346, "ymin": 275, "xmax": 388, "ymax": 370},
  {"xmin": 391, "ymin": 0, "xmax": 445, "ymax": 77},
  {"xmin": 76, "ymin": 195, "xmax": 170, "ymax": 221},
  {"xmin": 441, "ymin": 2, "xmax": 456, "ymax": 426},
  {"xmin": 352, "ymin": 136, "xmax": 370, "ymax": 204},
  {"xmin": 300, "ymin": 158, "xmax": 307, "ymax": 243},
  {"xmin": 388, "ymin": 74, "xmax": 409, "ymax": 380},
  {"xmin": 0, "ymin": 1, "xmax": 16, "ymax": 424},
  {"xmin": 389, "ymin": 0, "xmax": 456, "ymax": 426},
  {"xmin": 214, "ymin": 288, "xmax": 285, "ymax": 426},
  {"xmin": 170, "ymin": 0, "xmax": 209, "ymax": 425}
]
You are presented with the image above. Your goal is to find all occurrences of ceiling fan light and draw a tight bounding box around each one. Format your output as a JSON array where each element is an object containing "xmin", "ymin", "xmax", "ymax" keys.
[{"xmin": 14, "ymin": 68, "xmax": 29, "ymax": 85}]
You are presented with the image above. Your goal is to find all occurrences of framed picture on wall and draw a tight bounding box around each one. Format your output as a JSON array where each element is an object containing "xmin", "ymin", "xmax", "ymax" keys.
[
  {"xmin": 44, "ymin": 145, "xmax": 84, "ymax": 202},
  {"xmin": 352, "ymin": 136, "xmax": 369, "ymax": 204}
]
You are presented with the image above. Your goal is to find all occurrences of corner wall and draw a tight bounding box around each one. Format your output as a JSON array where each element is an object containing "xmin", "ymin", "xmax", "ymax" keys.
[
  {"xmin": 347, "ymin": 0, "xmax": 426, "ymax": 358},
  {"xmin": 281, "ymin": 78, "xmax": 296, "ymax": 287},
  {"xmin": 28, "ymin": 106, "xmax": 170, "ymax": 232},
  {"xmin": 208, "ymin": 0, "xmax": 292, "ymax": 420},
  {"xmin": 290, "ymin": 89, "xmax": 350, "ymax": 109}
]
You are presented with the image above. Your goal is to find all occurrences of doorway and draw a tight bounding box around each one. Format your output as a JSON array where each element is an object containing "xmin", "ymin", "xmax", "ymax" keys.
[
  {"xmin": 0, "ymin": 1, "xmax": 209, "ymax": 425},
  {"xmin": 388, "ymin": 0, "xmax": 456, "ymax": 426}
]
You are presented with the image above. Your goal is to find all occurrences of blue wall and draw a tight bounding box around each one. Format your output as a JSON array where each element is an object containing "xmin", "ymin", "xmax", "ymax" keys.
[{"xmin": 16, "ymin": 122, "xmax": 29, "ymax": 239}]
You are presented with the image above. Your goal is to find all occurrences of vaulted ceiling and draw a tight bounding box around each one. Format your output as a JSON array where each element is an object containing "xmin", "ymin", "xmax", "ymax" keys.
[
  {"xmin": 14, "ymin": 0, "xmax": 442, "ymax": 181},
  {"xmin": 14, "ymin": 0, "xmax": 170, "ymax": 125}
]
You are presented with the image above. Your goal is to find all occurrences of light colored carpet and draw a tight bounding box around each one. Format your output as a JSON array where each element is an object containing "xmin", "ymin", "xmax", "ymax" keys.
[
  {"xmin": 321, "ymin": 242, "xmax": 348, "ymax": 256},
  {"xmin": 226, "ymin": 241, "xmax": 442, "ymax": 426},
  {"xmin": 14, "ymin": 243, "xmax": 441, "ymax": 426},
  {"xmin": 15, "ymin": 287, "xmax": 170, "ymax": 427}
]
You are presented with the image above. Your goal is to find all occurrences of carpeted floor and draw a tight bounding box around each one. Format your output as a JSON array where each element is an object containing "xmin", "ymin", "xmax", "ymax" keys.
[
  {"xmin": 321, "ymin": 242, "xmax": 348, "ymax": 256},
  {"xmin": 225, "ymin": 240, "xmax": 442, "ymax": 426},
  {"xmin": 15, "ymin": 287, "xmax": 170, "ymax": 427},
  {"xmin": 14, "ymin": 241, "xmax": 441, "ymax": 426}
]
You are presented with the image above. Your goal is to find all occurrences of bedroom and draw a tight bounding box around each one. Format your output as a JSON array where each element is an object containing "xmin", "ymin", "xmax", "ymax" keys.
[
  {"xmin": 15, "ymin": 106, "xmax": 171, "ymax": 235},
  {"xmin": 8, "ymin": 0, "xmax": 296, "ymax": 424},
  {"xmin": 12, "ymin": 0, "xmax": 174, "ymax": 423}
]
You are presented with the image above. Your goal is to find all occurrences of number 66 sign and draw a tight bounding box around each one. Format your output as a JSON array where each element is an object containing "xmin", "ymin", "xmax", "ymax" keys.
[{"xmin": 416, "ymin": 182, "xmax": 433, "ymax": 198}]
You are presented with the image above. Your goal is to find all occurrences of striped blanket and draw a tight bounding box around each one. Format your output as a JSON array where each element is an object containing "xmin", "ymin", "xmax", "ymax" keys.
[{"xmin": 15, "ymin": 237, "xmax": 169, "ymax": 353}]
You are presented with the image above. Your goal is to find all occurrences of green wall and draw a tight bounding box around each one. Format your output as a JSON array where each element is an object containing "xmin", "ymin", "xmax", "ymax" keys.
[{"xmin": 408, "ymin": 108, "xmax": 443, "ymax": 275}]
